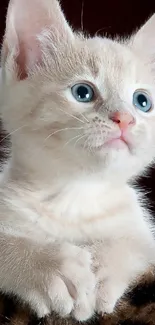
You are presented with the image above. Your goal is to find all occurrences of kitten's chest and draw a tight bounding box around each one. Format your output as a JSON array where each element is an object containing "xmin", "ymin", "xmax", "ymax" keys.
[{"xmin": 31, "ymin": 184, "xmax": 141, "ymax": 242}]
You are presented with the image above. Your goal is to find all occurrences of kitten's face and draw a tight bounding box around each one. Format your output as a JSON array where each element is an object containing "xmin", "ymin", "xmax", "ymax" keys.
[
  {"xmin": 37, "ymin": 38, "xmax": 155, "ymax": 177},
  {"xmin": 2, "ymin": 0, "xmax": 155, "ymax": 180}
]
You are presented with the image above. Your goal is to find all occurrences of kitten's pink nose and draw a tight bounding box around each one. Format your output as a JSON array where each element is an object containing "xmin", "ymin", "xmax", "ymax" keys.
[{"xmin": 110, "ymin": 112, "xmax": 135, "ymax": 130}]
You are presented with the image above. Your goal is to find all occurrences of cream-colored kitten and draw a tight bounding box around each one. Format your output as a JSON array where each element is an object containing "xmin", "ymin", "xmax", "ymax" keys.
[{"xmin": 0, "ymin": 0, "xmax": 155, "ymax": 321}]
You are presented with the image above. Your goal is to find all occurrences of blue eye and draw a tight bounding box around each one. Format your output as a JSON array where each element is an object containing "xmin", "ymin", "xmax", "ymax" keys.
[
  {"xmin": 133, "ymin": 90, "xmax": 152, "ymax": 112},
  {"xmin": 71, "ymin": 83, "xmax": 94, "ymax": 103}
]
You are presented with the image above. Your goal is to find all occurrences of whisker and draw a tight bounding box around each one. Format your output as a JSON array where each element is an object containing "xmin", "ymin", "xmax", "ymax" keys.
[
  {"xmin": 81, "ymin": 0, "xmax": 84, "ymax": 31},
  {"xmin": 83, "ymin": 137, "xmax": 88, "ymax": 149},
  {"xmin": 0, "ymin": 124, "xmax": 27, "ymax": 144},
  {"xmin": 82, "ymin": 135, "xmax": 95, "ymax": 154},
  {"xmin": 56, "ymin": 107, "xmax": 85, "ymax": 124},
  {"xmin": 63, "ymin": 134, "xmax": 83, "ymax": 148},
  {"xmin": 0, "ymin": 314, "xmax": 11, "ymax": 321},
  {"xmin": 79, "ymin": 112, "xmax": 89, "ymax": 123},
  {"xmin": 74, "ymin": 134, "xmax": 87, "ymax": 147},
  {"xmin": 95, "ymin": 26, "xmax": 111, "ymax": 36},
  {"xmin": 44, "ymin": 126, "xmax": 84, "ymax": 142},
  {"xmin": 29, "ymin": 127, "xmax": 84, "ymax": 161}
]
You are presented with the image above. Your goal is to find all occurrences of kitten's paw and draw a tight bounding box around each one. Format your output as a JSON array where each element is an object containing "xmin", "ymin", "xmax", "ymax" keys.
[
  {"xmin": 53, "ymin": 244, "xmax": 96, "ymax": 321},
  {"xmin": 96, "ymin": 281, "xmax": 117, "ymax": 314},
  {"xmin": 95, "ymin": 278, "xmax": 126, "ymax": 315},
  {"xmin": 31, "ymin": 244, "xmax": 96, "ymax": 321},
  {"xmin": 89, "ymin": 244, "xmax": 127, "ymax": 315}
]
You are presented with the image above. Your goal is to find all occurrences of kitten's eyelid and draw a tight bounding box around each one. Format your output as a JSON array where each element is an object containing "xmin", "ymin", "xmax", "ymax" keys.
[
  {"xmin": 132, "ymin": 85, "xmax": 154, "ymax": 99},
  {"xmin": 134, "ymin": 88, "xmax": 151, "ymax": 96},
  {"xmin": 68, "ymin": 80, "xmax": 96, "ymax": 90}
]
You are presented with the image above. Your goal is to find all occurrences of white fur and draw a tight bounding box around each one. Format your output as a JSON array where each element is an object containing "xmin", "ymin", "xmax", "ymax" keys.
[{"xmin": 0, "ymin": 0, "xmax": 155, "ymax": 321}]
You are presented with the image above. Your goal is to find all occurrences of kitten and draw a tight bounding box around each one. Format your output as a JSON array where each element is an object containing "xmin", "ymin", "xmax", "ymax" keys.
[{"xmin": 0, "ymin": 0, "xmax": 155, "ymax": 321}]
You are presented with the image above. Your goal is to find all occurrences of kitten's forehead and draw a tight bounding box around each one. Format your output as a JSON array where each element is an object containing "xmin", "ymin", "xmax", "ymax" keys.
[
  {"xmin": 85, "ymin": 37, "xmax": 153, "ymax": 89},
  {"xmin": 46, "ymin": 34, "xmax": 141, "ymax": 87},
  {"xmin": 76, "ymin": 36, "xmax": 137, "ymax": 86}
]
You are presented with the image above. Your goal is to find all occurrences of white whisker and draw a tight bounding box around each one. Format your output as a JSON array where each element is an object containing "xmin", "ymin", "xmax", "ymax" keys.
[
  {"xmin": 83, "ymin": 137, "xmax": 89, "ymax": 149},
  {"xmin": 29, "ymin": 127, "xmax": 84, "ymax": 160},
  {"xmin": 44, "ymin": 127, "xmax": 84, "ymax": 142},
  {"xmin": 74, "ymin": 134, "xmax": 87, "ymax": 147},
  {"xmin": 63, "ymin": 134, "xmax": 83, "ymax": 148},
  {"xmin": 79, "ymin": 112, "xmax": 89, "ymax": 123},
  {"xmin": 0, "ymin": 124, "xmax": 28, "ymax": 144},
  {"xmin": 56, "ymin": 107, "xmax": 85, "ymax": 124},
  {"xmin": 83, "ymin": 137, "xmax": 94, "ymax": 154}
]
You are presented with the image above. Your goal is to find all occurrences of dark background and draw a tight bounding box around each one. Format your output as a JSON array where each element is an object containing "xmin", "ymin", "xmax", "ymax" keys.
[
  {"xmin": 0, "ymin": 0, "xmax": 155, "ymax": 207},
  {"xmin": 1, "ymin": 0, "xmax": 155, "ymax": 38}
]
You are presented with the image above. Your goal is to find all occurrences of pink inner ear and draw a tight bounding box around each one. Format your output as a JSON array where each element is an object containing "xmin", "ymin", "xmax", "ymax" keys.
[
  {"xmin": 3, "ymin": 0, "xmax": 73, "ymax": 80},
  {"xmin": 16, "ymin": 38, "xmax": 42, "ymax": 80},
  {"xmin": 10, "ymin": 4, "xmax": 51, "ymax": 79}
]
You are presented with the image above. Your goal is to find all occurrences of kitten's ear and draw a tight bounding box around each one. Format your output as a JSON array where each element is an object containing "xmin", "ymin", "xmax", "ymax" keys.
[
  {"xmin": 131, "ymin": 14, "xmax": 155, "ymax": 57},
  {"xmin": 2, "ymin": 0, "xmax": 73, "ymax": 79}
]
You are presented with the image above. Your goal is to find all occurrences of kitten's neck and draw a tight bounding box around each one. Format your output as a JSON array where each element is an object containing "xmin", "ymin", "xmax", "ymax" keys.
[{"xmin": 5, "ymin": 133, "xmax": 128, "ymax": 191}]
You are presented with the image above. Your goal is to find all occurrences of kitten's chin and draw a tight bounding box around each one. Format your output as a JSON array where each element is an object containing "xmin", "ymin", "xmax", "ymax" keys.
[
  {"xmin": 92, "ymin": 138, "xmax": 130, "ymax": 155},
  {"xmin": 88, "ymin": 132, "xmax": 132, "ymax": 153},
  {"xmin": 97, "ymin": 138, "xmax": 128, "ymax": 151}
]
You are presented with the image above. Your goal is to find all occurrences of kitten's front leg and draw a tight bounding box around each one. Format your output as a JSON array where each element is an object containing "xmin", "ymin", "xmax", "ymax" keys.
[
  {"xmin": 90, "ymin": 235, "xmax": 155, "ymax": 315},
  {"xmin": 0, "ymin": 233, "xmax": 96, "ymax": 321}
]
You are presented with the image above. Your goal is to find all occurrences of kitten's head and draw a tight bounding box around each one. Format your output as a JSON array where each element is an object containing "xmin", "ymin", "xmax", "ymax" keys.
[{"xmin": 1, "ymin": 0, "xmax": 155, "ymax": 181}]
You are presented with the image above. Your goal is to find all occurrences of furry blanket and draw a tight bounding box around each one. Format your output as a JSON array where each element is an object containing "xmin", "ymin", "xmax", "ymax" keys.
[{"xmin": 0, "ymin": 268, "xmax": 155, "ymax": 325}]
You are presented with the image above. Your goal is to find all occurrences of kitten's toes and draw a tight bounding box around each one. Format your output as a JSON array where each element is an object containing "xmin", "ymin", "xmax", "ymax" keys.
[
  {"xmin": 49, "ymin": 271, "xmax": 95, "ymax": 321},
  {"xmin": 96, "ymin": 280, "xmax": 123, "ymax": 315},
  {"xmin": 25, "ymin": 280, "xmax": 73, "ymax": 319},
  {"xmin": 73, "ymin": 293, "xmax": 95, "ymax": 321},
  {"xmin": 26, "ymin": 292, "xmax": 51, "ymax": 318},
  {"xmin": 49, "ymin": 276, "xmax": 74, "ymax": 316}
]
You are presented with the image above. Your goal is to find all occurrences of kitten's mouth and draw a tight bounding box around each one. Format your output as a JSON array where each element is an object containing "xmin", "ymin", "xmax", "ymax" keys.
[
  {"xmin": 84, "ymin": 129, "xmax": 132, "ymax": 152},
  {"xmin": 96, "ymin": 135, "xmax": 130, "ymax": 151},
  {"xmin": 105, "ymin": 135, "xmax": 129, "ymax": 149}
]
